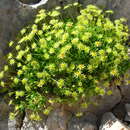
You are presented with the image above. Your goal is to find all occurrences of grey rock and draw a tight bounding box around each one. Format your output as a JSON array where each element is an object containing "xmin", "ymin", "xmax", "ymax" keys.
[
  {"xmin": 8, "ymin": 112, "xmax": 25, "ymax": 130},
  {"xmin": 19, "ymin": 0, "xmax": 41, "ymax": 4},
  {"xmin": 8, "ymin": 119, "xmax": 17, "ymax": 130},
  {"xmin": 0, "ymin": 100, "xmax": 9, "ymax": 120},
  {"xmin": 107, "ymin": 0, "xmax": 130, "ymax": 27},
  {"xmin": 120, "ymin": 70, "xmax": 130, "ymax": 103},
  {"xmin": 0, "ymin": 120, "xmax": 8, "ymax": 130},
  {"xmin": 99, "ymin": 112, "xmax": 129, "ymax": 130},
  {"xmin": 124, "ymin": 104, "xmax": 130, "ymax": 122},
  {"xmin": 88, "ymin": 87, "xmax": 121, "ymax": 116},
  {"xmin": 21, "ymin": 117, "xmax": 45, "ymax": 130},
  {"xmin": 64, "ymin": 87, "xmax": 121, "ymax": 117},
  {"xmin": 125, "ymin": 104, "xmax": 130, "ymax": 117},
  {"xmin": 124, "ymin": 114, "xmax": 130, "ymax": 122},
  {"xmin": 112, "ymin": 103, "xmax": 126, "ymax": 120},
  {"xmin": 0, "ymin": 0, "xmax": 48, "ymax": 60},
  {"xmin": 42, "ymin": 0, "xmax": 79, "ymax": 19},
  {"xmin": 68, "ymin": 112, "xmax": 97, "ymax": 130},
  {"xmin": 20, "ymin": 111, "xmax": 47, "ymax": 130},
  {"xmin": 113, "ymin": 0, "xmax": 130, "ymax": 22},
  {"xmin": 21, "ymin": 109, "xmax": 71, "ymax": 130},
  {"xmin": 79, "ymin": 0, "xmax": 96, "ymax": 7},
  {"xmin": 0, "ymin": 96, "xmax": 9, "ymax": 130},
  {"xmin": 46, "ymin": 109, "xmax": 72, "ymax": 130},
  {"xmin": 81, "ymin": 0, "xmax": 130, "ymax": 27},
  {"xmin": 96, "ymin": 0, "xmax": 107, "ymax": 8}
]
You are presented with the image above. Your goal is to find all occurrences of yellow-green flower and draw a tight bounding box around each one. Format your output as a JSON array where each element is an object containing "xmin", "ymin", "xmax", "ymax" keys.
[
  {"xmin": 44, "ymin": 53, "xmax": 49, "ymax": 60},
  {"xmin": 87, "ymin": 65, "xmax": 94, "ymax": 72},
  {"xmin": 22, "ymin": 65, "xmax": 27, "ymax": 71},
  {"xmin": 37, "ymin": 72, "xmax": 43, "ymax": 78},
  {"xmin": 20, "ymin": 28, "xmax": 26, "ymax": 35},
  {"xmin": 16, "ymin": 91, "xmax": 25, "ymax": 98},
  {"xmin": 99, "ymin": 50, "xmax": 105, "ymax": 55},
  {"xmin": 60, "ymin": 63, "xmax": 67, "ymax": 71},
  {"xmin": 49, "ymin": 48, "xmax": 55, "ymax": 54},
  {"xmin": 43, "ymin": 107, "xmax": 52, "ymax": 115},
  {"xmin": 75, "ymin": 112, "xmax": 83, "ymax": 117},
  {"xmin": 17, "ymin": 62, "xmax": 22, "ymax": 67},
  {"xmin": 4, "ymin": 65, "xmax": 9, "ymax": 71},
  {"xmin": 90, "ymin": 51, "xmax": 97, "ymax": 57},
  {"xmin": 107, "ymin": 90, "xmax": 112, "ymax": 95},
  {"xmin": 9, "ymin": 41, "xmax": 14, "ymax": 47},
  {"xmin": 26, "ymin": 54, "xmax": 32, "ymax": 62},
  {"xmin": 77, "ymin": 64, "xmax": 85, "ymax": 70},
  {"xmin": 38, "ymin": 30, "xmax": 43, "ymax": 35},
  {"xmin": 64, "ymin": 4, "xmax": 71, "ymax": 9},
  {"xmin": 14, "ymin": 78, "xmax": 19, "ymax": 84},
  {"xmin": 38, "ymin": 80, "xmax": 45, "ymax": 87},
  {"xmin": 106, "ymin": 48, "xmax": 112, "ymax": 53},
  {"xmin": 9, "ymin": 59, "xmax": 15, "ymax": 65},
  {"xmin": 99, "ymin": 89, "xmax": 105, "ymax": 96},
  {"xmin": 50, "ymin": 10, "xmax": 60, "ymax": 17},
  {"xmin": 0, "ymin": 71, "xmax": 4, "ymax": 79},
  {"xmin": 66, "ymin": 22, "xmax": 73, "ymax": 27},
  {"xmin": 95, "ymin": 41, "xmax": 101, "ymax": 47},
  {"xmin": 74, "ymin": 71, "xmax": 81, "ymax": 78},
  {"xmin": 39, "ymin": 38, "xmax": 47, "ymax": 48},
  {"xmin": 65, "ymin": 90, "xmax": 71, "ymax": 96},
  {"xmin": 71, "ymin": 38, "xmax": 79, "ymax": 45},
  {"xmin": 62, "ymin": 33, "xmax": 69, "ymax": 41},
  {"xmin": 47, "ymin": 64, "xmax": 55, "ymax": 71},
  {"xmin": 76, "ymin": 25, "xmax": 85, "ymax": 31},
  {"xmin": 78, "ymin": 87, "xmax": 84, "ymax": 93},
  {"xmin": 110, "ymin": 69, "xmax": 119, "ymax": 76},
  {"xmin": 17, "ymin": 70, "xmax": 23, "ymax": 76},
  {"xmin": 0, "ymin": 81, "xmax": 5, "ymax": 87},
  {"xmin": 100, "ymin": 56, "xmax": 107, "ymax": 62},
  {"xmin": 58, "ymin": 52, "xmax": 66, "ymax": 59},
  {"xmin": 15, "ymin": 45, "xmax": 21, "ymax": 50},
  {"xmin": 55, "ymin": 6, "xmax": 61, "ymax": 10},
  {"xmin": 8, "ymin": 53, "xmax": 13, "ymax": 59},
  {"xmin": 50, "ymin": 19, "xmax": 59, "ymax": 25},
  {"xmin": 57, "ymin": 79, "xmax": 64, "ymax": 88},
  {"xmin": 31, "ymin": 43, "xmax": 37, "ymax": 49},
  {"xmin": 22, "ymin": 78, "xmax": 27, "ymax": 85}
]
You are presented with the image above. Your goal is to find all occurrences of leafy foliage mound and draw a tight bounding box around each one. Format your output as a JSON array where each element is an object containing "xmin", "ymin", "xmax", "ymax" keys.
[{"xmin": 0, "ymin": 3, "xmax": 130, "ymax": 120}]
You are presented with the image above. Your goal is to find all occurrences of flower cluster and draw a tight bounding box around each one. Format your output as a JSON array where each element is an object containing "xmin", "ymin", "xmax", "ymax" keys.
[{"xmin": 0, "ymin": 3, "xmax": 130, "ymax": 120}]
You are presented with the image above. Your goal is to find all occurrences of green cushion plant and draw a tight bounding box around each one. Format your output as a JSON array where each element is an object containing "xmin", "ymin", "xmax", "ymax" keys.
[{"xmin": 0, "ymin": 3, "xmax": 130, "ymax": 120}]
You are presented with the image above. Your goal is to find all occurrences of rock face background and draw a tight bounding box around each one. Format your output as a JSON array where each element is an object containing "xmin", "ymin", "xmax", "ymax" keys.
[{"xmin": 0, "ymin": 0, "xmax": 130, "ymax": 130}]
